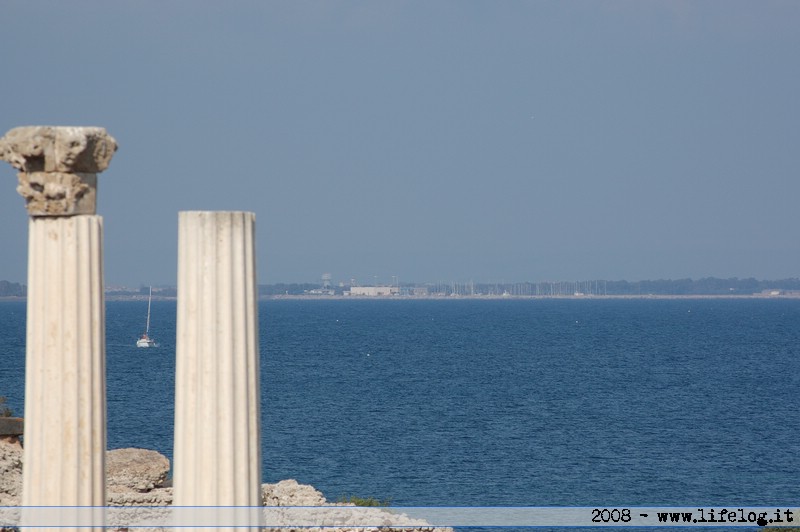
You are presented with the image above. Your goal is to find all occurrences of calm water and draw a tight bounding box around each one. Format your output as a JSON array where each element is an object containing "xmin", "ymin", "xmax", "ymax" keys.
[{"xmin": 1, "ymin": 298, "xmax": 799, "ymax": 508}]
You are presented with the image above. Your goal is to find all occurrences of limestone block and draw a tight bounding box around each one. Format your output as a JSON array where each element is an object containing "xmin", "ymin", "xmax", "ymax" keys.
[
  {"xmin": 0, "ymin": 443, "xmax": 174, "ymax": 508},
  {"xmin": 262, "ymin": 479, "xmax": 327, "ymax": 506},
  {"xmin": 107, "ymin": 487, "xmax": 174, "ymax": 506},
  {"xmin": 107, "ymin": 448, "xmax": 170, "ymax": 493},
  {"xmin": 0, "ymin": 436, "xmax": 23, "ymax": 504}
]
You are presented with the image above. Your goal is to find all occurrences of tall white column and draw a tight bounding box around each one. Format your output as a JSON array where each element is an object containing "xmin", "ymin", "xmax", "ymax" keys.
[
  {"xmin": 0, "ymin": 126, "xmax": 117, "ymax": 530},
  {"xmin": 174, "ymin": 212, "xmax": 261, "ymax": 520},
  {"xmin": 24, "ymin": 216, "xmax": 106, "ymax": 504}
]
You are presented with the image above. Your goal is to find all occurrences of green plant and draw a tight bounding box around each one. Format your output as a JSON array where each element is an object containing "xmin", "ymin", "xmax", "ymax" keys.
[{"xmin": 336, "ymin": 495, "xmax": 391, "ymax": 507}]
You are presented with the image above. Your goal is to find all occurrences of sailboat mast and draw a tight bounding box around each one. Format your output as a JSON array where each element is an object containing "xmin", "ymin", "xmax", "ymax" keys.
[{"xmin": 145, "ymin": 286, "xmax": 152, "ymax": 334}]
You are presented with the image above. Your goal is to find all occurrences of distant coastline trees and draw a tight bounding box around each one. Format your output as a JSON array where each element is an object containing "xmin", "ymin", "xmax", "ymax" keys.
[
  {"xmin": 258, "ymin": 283, "xmax": 323, "ymax": 296},
  {"xmin": 0, "ymin": 281, "xmax": 25, "ymax": 297},
  {"xmin": 601, "ymin": 277, "xmax": 800, "ymax": 296}
]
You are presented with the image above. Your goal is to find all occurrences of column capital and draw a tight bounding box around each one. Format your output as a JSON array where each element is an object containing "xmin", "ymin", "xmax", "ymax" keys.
[{"xmin": 0, "ymin": 126, "xmax": 117, "ymax": 216}]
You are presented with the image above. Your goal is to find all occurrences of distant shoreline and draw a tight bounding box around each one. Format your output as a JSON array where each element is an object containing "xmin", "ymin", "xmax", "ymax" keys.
[
  {"xmin": 263, "ymin": 293, "xmax": 800, "ymax": 301},
  {"xmin": 3, "ymin": 294, "xmax": 800, "ymax": 302}
]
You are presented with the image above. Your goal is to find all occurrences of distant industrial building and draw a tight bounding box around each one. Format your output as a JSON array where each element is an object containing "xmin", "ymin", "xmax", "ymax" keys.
[{"xmin": 345, "ymin": 286, "xmax": 400, "ymax": 297}]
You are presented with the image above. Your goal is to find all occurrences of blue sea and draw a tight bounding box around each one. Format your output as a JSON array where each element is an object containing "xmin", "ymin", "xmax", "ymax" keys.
[{"xmin": 1, "ymin": 298, "xmax": 799, "ymax": 509}]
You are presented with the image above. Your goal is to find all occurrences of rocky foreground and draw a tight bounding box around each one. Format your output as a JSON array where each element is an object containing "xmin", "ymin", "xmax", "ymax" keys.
[{"xmin": 0, "ymin": 436, "xmax": 450, "ymax": 531}]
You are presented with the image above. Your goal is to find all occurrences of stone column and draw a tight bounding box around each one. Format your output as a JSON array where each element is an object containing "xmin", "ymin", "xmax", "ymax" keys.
[
  {"xmin": 174, "ymin": 212, "xmax": 261, "ymax": 526},
  {"xmin": 0, "ymin": 126, "xmax": 117, "ymax": 529}
]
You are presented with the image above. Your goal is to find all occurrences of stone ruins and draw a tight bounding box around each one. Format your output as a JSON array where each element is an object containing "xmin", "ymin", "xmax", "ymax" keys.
[{"xmin": 0, "ymin": 125, "xmax": 446, "ymax": 532}]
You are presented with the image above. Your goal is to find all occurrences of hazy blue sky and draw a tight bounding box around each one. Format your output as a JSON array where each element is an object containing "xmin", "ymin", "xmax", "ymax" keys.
[{"xmin": 1, "ymin": 1, "xmax": 798, "ymax": 286}]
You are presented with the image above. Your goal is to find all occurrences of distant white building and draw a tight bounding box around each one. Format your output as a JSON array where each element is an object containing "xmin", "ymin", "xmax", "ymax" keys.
[
  {"xmin": 346, "ymin": 286, "xmax": 399, "ymax": 296},
  {"xmin": 306, "ymin": 288, "xmax": 336, "ymax": 296}
]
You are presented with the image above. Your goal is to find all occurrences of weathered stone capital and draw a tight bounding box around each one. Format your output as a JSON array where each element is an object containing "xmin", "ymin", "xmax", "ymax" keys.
[
  {"xmin": 0, "ymin": 126, "xmax": 117, "ymax": 216},
  {"xmin": 17, "ymin": 172, "xmax": 98, "ymax": 216},
  {"xmin": 0, "ymin": 126, "xmax": 117, "ymax": 173}
]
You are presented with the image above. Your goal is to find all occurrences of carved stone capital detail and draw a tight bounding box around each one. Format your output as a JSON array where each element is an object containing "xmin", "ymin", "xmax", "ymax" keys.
[
  {"xmin": 16, "ymin": 172, "xmax": 98, "ymax": 216},
  {"xmin": 0, "ymin": 126, "xmax": 117, "ymax": 173},
  {"xmin": 1, "ymin": 126, "xmax": 116, "ymax": 216}
]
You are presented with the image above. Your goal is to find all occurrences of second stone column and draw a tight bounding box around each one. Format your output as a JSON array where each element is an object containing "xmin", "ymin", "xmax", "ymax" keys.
[{"xmin": 173, "ymin": 211, "xmax": 262, "ymax": 526}]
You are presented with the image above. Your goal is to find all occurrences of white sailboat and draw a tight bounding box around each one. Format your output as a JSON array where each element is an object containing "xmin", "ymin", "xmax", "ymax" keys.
[{"xmin": 136, "ymin": 286, "xmax": 157, "ymax": 348}]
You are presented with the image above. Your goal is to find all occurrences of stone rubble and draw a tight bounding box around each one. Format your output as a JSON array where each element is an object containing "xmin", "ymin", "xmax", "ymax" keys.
[
  {"xmin": 107, "ymin": 448, "xmax": 171, "ymax": 494},
  {"xmin": 0, "ymin": 437, "xmax": 22, "ymax": 506},
  {"xmin": 0, "ymin": 439, "xmax": 451, "ymax": 532},
  {"xmin": 262, "ymin": 478, "xmax": 326, "ymax": 506}
]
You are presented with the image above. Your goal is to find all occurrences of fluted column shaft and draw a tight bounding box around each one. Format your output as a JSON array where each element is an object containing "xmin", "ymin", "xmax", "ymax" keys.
[
  {"xmin": 1, "ymin": 126, "xmax": 116, "ymax": 531},
  {"xmin": 22, "ymin": 216, "xmax": 106, "ymax": 523},
  {"xmin": 174, "ymin": 211, "xmax": 261, "ymax": 515}
]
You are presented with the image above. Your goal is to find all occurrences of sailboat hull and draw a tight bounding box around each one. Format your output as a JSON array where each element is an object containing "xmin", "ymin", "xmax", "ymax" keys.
[{"xmin": 136, "ymin": 337, "xmax": 156, "ymax": 348}]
